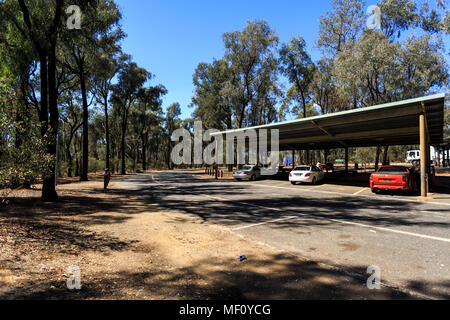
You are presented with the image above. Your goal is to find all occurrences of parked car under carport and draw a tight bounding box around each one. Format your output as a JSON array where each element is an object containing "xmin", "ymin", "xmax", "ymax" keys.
[{"xmin": 233, "ymin": 165, "xmax": 262, "ymax": 181}]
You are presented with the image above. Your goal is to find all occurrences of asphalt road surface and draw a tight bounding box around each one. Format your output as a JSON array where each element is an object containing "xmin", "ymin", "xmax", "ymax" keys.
[{"xmin": 121, "ymin": 170, "xmax": 450, "ymax": 299}]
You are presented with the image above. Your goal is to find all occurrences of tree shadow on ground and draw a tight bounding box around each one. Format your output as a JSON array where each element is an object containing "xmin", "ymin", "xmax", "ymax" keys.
[
  {"xmin": 1, "ymin": 172, "xmax": 448, "ymax": 300},
  {"xmin": 0, "ymin": 189, "xmax": 147, "ymax": 257},
  {"xmin": 119, "ymin": 173, "xmax": 450, "ymax": 231},
  {"xmin": 0, "ymin": 253, "xmax": 419, "ymax": 300}
]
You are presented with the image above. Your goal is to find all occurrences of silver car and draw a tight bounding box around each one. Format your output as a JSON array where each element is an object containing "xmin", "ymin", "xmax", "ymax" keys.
[{"xmin": 233, "ymin": 165, "xmax": 262, "ymax": 181}]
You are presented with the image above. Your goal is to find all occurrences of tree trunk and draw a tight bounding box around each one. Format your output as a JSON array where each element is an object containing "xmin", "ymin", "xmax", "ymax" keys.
[
  {"xmin": 66, "ymin": 140, "xmax": 73, "ymax": 178},
  {"xmin": 375, "ymin": 146, "xmax": 381, "ymax": 171},
  {"xmin": 121, "ymin": 109, "xmax": 128, "ymax": 175},
  {"xmin": 42, "ymin": 44, "xmax": 59, "ymax": 202},
  {"xmin": 80, "ymin": 69, "xmax": 89, "ymax": 181},
  {"xmin": 324, "ymin": 149, "xmax": 329, "ymax": 163},
  {"xmin": 383, "ymin": 146, "xmax": 389, "ymax": 165},
  {"xmin": 142, "ymin": 139, "xmax": 147, "ymax": 172},
  {"xmin": 301, "ymin": 91, "xmax": 307, "ymax": 119},
  {"xmin": 75, "ymin": 141, "xmax": 80, "ymax": 177},
  {"xmin": 104, "ymin": 96, "xmax": 110, "ymax": 170}
]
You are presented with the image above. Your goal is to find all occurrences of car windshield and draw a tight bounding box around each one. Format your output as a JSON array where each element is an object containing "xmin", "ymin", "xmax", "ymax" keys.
[
  {"xmin": 379, "ymin": 166, "xmax": 408, "ymax": 172},
  {"xmin": 294, "ymin": 166, "xmax": 311, "ymax": 171},
  {"xmin": 409, "ymin": 152, "xmax": 417, "ymax": 157},
  {"xmin": 242, "ymin": 166, "xmax": 253, "ymax": 170}
]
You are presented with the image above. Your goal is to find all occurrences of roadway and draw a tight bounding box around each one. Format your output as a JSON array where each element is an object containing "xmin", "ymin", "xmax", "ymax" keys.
[{"xmin": 120, "ymin": 170, "xmax": 450, "ymax": 299}]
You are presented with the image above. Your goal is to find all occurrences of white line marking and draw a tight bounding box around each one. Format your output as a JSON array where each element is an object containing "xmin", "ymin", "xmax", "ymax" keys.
[
  {"xmin": 245, "ymin": 182, "xmax": 450, "ymax": 206},
  {"xmin": 232, "ymin": 216, "xmax": 298, "ymax": 231},
  {"xmin": 330, "ymin": 219, "xmax": 450, "ymax": 243},
  {"xmin": 353, "ymin": 188, "xmax": 367, "ymax": 195},
  {"xmin": 203, "ymin": 193, "xmax": 450, "ymax": 243},
  {"xmin": 153, "ymin": 173, "xmax": 450, "ymax": 241},
  {"xmin": 254, "ymin": 183, "xmax": 312, "ymax": 193}
]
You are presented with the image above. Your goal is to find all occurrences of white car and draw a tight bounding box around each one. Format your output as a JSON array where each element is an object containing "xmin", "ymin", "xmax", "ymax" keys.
[{"xmin": 289, "ymin": 166, "xmax": 325, "ymax": 185}]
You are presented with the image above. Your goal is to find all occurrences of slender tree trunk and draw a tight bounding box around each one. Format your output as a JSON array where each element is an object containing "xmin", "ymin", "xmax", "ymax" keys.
[
  {"xmin": 42, "ymin": 44, "xmax": 59, "ymax": 201},
  {"xmin": 142, "ymin": 140, "xmax": 147, "ymax": 171},
  {"xmin": 301, "ymin": 92, "xmax": 307, "ymax": 119},
  {"xmin": 324, "ymin": 149, "xmax": 329, "ymax": 163},
  {"xmin": 383, "ymin": 146, "xmax": 389, "ymax": 165},
  {"xmin": 67, "ymin": 152, "xmax": 73, "ymax": 177},
  {"xmin": 74, "ymin": 139, "xmax": 79, "ymax": 177},
  {"xmin": 80, "ymin": 69, "xmax": 89, "ymax": 181},
  {"xmin": 66, "ymin": 134, "xmax": 74, "ymax": 178},
  {"xmin": 121, "ymin": 109, "xmax": 128, "ymax": 175},
  {"xmin": 104, "ymin": 96, "xmax": 110, "ymax": 170},
  {"xmin": 375, "ymin": 146, "xmax": 381, "ymax": 171}
]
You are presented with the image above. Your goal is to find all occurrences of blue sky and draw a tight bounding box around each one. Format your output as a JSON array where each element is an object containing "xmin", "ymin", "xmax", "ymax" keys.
[{"xmin": 114, "ymin": 0, "xmax": 449, "ymax": 120}]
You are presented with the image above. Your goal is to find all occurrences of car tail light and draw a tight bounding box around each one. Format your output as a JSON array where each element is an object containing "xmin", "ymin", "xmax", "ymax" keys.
[
  {"xmin": 289, "ymin": 173, "xmax": 292, "ymax": 177},
  {"xmin": 305, "ymin": 173, "xmax": 310, "ymax": 177},
  {"xmin": 243, "ymin": 172, "xmax": 248, "ymax": 175}
]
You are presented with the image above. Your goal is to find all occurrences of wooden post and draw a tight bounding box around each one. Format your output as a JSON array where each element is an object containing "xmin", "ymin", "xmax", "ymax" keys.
[{"xmin": 420, "ymin": 112, "xmax": 427, "ymax": 197}]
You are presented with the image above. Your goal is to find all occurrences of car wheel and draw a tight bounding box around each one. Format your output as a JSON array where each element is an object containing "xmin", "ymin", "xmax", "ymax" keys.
[
  {"xmin": 312, "ymin": 177, "xmax": 317, "ymax": 185},
  {"xmin": 372, "ymin": 189, "xmax": 379, "ymax": 194},
  {"xmin": 235, "ymin": 179, "xmax": 242, "ymax": 181},
  {"xmin": 291, "ymin": 181, "xmax": 296, "ymax": 185},
  {"xmin": 251, "ymin": 175, "xmax": 256, "ymax": 181}
]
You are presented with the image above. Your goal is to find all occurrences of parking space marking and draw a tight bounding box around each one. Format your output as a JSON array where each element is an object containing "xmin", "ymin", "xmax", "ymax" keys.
[
  {"xmin": 353, "ymin": 188, "xmax": 367, "ymax": 195},
  {"xmin": 245, "ymin": 182, "xmax": 450, "ymax": 206},
  {"xmin": 250, "ymin": 183, "xmax": 312, "ymax": 193},
  {"xmin": 232, "ymin": 216, "xmax": 298, "ymax": 231},
  {"xmin": 150, "ymin": 174, "xmax": 450, "ymax": 241},
  {"xmin": 202, "ymin": 193, "xmax": 450, "ymax": 243}
]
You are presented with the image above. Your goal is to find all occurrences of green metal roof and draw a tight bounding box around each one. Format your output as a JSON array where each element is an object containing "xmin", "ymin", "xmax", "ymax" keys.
[{"xmin": 213, "ymin": 93, "xmax": 447, "ymax": 150}]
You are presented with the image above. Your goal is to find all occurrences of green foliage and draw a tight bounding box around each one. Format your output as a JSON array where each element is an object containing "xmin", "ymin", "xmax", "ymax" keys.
[
  {"xmin": 222, "ymin": 20, "xmax": 281, "ymax": 128},
  {"xmin": 0, "ymin": 112, "xmax": 53, "ymax": 188},
  {"xmin": 0, "ymin": 0, "xmax": 449, "ymax": 187},
  {"xmin": 279, "ymin": 37, "xmax": 316, "ymax": 118},
  {"xmin": 317, "ymin": 0, "xmax": 365, "ymax": 55},
  {"xmin": 191, "ymin": 59, "xmax": 233, "ymax": 130}
]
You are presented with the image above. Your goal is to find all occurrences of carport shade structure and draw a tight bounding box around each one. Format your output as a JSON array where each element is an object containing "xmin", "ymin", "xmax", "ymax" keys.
[{"xmin": 213, "ymin": 93, "xmax": 447, "ymax": 197}]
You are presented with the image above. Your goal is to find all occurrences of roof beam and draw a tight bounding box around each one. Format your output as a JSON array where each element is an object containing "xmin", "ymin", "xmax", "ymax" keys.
[
  {"xmin": 281, "ymin": 127, "xmax": 419, "ymax": 145},
  {"xmin": 311, "ymin": 120, "xmax": 349, "ymax": 148}
]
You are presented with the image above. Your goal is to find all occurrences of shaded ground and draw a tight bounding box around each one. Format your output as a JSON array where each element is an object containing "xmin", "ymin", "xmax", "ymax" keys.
[{"xmin": 0, "ymin": 173, "xmax": 414, "ymax": 300}]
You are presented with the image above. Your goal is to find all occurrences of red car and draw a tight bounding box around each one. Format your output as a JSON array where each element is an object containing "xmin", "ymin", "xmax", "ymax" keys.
[{"xmin": 370, "ymin": 166, "xmax": 417, "ymax": 194}]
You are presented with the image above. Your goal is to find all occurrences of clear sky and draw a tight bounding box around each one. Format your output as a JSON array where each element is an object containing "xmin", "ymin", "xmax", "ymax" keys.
[{"xmin": 114, "ymin": 0, "xmax": 449, "ymax": 120}]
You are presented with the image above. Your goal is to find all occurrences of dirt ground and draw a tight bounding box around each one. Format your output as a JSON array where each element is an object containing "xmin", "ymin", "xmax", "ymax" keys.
[{"xmin": 0, "ymin": 173, "xmax": 412, "ymax": 300}]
